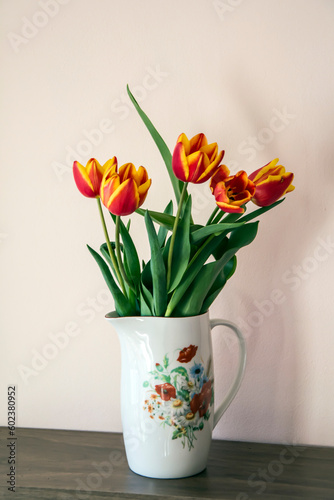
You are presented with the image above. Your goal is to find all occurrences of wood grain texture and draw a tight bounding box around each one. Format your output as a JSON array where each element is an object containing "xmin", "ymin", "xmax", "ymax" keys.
[{"xmin": 0, "ymin": 428, "xmax": 333, "ymax": 499}]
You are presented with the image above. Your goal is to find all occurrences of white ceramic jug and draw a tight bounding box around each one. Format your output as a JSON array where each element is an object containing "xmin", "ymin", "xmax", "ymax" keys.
[{"xmin": 106, "ymin": 311, "xmax": 246, "ymax": 479}]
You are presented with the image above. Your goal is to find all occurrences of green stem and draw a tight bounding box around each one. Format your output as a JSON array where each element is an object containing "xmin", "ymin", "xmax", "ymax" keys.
[
  {"xmin": 206, "ymin": 206, "xmax": 220, "ymax": 226},
  {"xmin": 115, "ymin": 216, "xmax": 135, "ymax": 291},
  {"xmin": 166, "ymin": 182, "xmax": 188, "ymax": 289},
  {"xmin": 212, "ymin": 209, "xmax": 225, "ymax": 225},
  {"xmin": 97, "ymin": 198, "xmax": 126, "ymax": 296}
]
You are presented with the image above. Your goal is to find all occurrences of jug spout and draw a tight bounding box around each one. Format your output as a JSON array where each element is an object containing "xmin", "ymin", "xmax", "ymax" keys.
[{"xmin": 105, "ymin": 311, "xmax": 144, "ymax": 338}]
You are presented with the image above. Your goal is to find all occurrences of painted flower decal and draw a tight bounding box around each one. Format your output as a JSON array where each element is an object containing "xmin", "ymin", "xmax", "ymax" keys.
[
  {"xmin": 177, "ymin": 345, "xmax": 198, "ymax": 363},
  {"xmin": 155, "ymin": 383, "xmax": 176, "ymax": 401},
  {"xmin": 143, "ymin": 345, "xmax": 214, "ymax": 450},
  {"xmin": 190, "ymin": 363, "xmax": 204, "ymax": 380},
  {"xmin": 190, "ymin": 380, "xmax": 212, "ymax": 418}
]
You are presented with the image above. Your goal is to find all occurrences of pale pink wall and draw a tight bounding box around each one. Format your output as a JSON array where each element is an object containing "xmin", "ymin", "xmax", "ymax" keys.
[{"xmin": 1, "ymin": 0, "xmax": 333, "ymax": 446}]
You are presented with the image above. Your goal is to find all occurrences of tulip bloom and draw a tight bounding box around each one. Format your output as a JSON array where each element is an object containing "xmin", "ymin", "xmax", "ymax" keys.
[
  {"xmin": 210, "ymin": 167, "xmax": 255, "ymax": 214},
  {"xmin": 172, "ymin": 133, "xmax": 224, "ymax": 184},
  {"xmin": 248, "ymin": 159, "xmax": 295, "ymax": 207},
  {"xmin": 73, "ymin": 157, "xmax": 117, "ymax": 198},
  {"xmin": 100, "ymin": 161, "xmax": 151, "ymax": 216}
]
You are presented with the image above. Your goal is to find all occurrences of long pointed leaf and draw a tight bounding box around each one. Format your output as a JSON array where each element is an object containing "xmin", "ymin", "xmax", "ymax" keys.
[
  {"xmin": 168, "ymin": 195, "xmax": 192, "ymax": 292},
  {"xmin": 127, "ymin": 85, "xmax": 181, "ymax": 202},
  {"xmin": 166, "ymin": 222, "xmax": 258, "ymax": 316},
  {"xmin": 165, "ymin": 235, "xmax": 224, "ymax": 316},
  {"xmin": 136, "ymin": 207, "xmax": 175, "ymax": 230},
  {"xmin": 110, "ymin": 214, "xmax": 141, "ymax": 288},
  {"xmin": 200, "ymin": 256, "xmax": 237, "ymax": 313},
  {"xmin": 238, "ymin": 198, "xmax": 284, "ymax": 223},
  {"xmin": 158, "ymin": 200, "xmax": 174, "ymax": 247},
  {"xmin": 191, "ymin": 222, "xmax": 245, "ymax": 244},
  {"xmin": 87, "ymin": 245, "xmax": 135, "ymax": 316},
  {"xmin": 145, "ymin": 211, "xmax": 168, "ymax": 316},
  {"xmin": 140, "ymin": 283, "xmax": 154, "ymax": 316}
]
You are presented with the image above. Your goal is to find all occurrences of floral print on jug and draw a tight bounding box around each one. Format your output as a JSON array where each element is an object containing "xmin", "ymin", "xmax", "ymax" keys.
[{"xmin": 142, "ymin": 345, "xmax": 214, "ymax": 450}]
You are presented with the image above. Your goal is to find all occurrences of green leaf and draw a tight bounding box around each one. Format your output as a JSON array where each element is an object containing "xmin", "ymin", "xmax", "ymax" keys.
[
  {"xmin": 160, "ymin": 374, "xmax": 171, "ymax": 383},
  {"xmin": 140, "ymin": 278, "xmax": 154, "ymax": 314},
  {"xmin": 212, "ymin": 205, "xmax": 247, "ymax": 225},
  {"xmin": 178, "ymin": 388, "xmax": 190, "ymax": 402},
  {"xmin": 172, "ymin": 429, "xmax": 183, "ymax": 440},
  {"xmin": 168, "ymin": 195, "xmax": 192, "ymax": 292},
  {"xmin": 203, "ymin": 411, "xmax": 211, "ymax": 421},
  {"xmin": 168, "ymin": 223, "xmax": 259, "ymax": 316},
  {"xmin": 163, "ymin": 354, "xmax": 169, "ymax": 369},
  {"xmin": 165, "ymin": 234, "xmax": 225, "ymax": 316},
  {"xmin": 110, "ymin": 215, "xmax": 141, "ymax": 287},
  {"xmin": 141, "ymin": 260, "xmax": 153, "ymax": 291},
  {"xmin": 191, "ymin": 222, "xmax": 245, "ymax": 244},
  {"xmin": 87, "ymin": 245, "xmax": 135, "ymax": 316},
  {"xmin": 238, "ymin": 198, "xmax": 284, "ymax": 223},
  {"xmin": 100, "ymin": 242, "xmax": 117, "ymax": 272},
  {"xmin": 200, "ymin": 256, "xmax": 237, "ymax": 313},
  {"xmin": 171, "ymin": 366, "xmax": 189, "ymax": 379},
  {"xmin": 145, "ymin": 211, "xmax": 168, "ymax": 316},
  {"xmin": 176, "ymin": 223, "xmax": 258, "ymax": 316},
  {"xmin": 158, "ymin": 201, "xmax": 174, "ymax": 247},
  {"xmin": 127, "ymin": 85, "xmax": 181, "ymax": 202},
  {"xmin": 139, "ymin": 284, "xmax": 153, "ymax": 316},
  {"xmin": 136, "ymin": 208, "xmax": 175, "ymax": 230}
]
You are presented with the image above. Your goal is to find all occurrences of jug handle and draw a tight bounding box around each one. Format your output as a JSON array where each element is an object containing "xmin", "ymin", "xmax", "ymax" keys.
[{"xmin": 210, "ymin": 319, "xmax": 247, "ymax": 428}]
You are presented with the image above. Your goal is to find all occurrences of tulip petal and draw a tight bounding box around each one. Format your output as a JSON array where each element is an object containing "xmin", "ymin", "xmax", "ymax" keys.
[
  {"xmin": 215, "ymin": 201, "xmax": 244, "ymax": 213},
  {"xmin": 137, "ymin": 178, "xmax": 152, "ymax": 206},
  {"xmin": 119, "ymin": 163, "xmax": 137, "ymax": 183},
  {"xmin": 136, "ymin": 166, "xmax": 149, "ymax": 185},
  {"xmin": 210, "ymin": 164, "xmax": 230, "ymax": 192},
  {"xmin": 286, "ymin": 184, "xmax": 295, "ymax": 193},
  {"xmin": 73, "ymin": 161, "xmax": 96, "ymax": 197},
  {"xmin": 189, "ymin": 133, "xmax": 208, "ymax": 154},
  {"xmin": 225, "ymin": 170, "xmax": 249, "ymax": 192},
  {"xmin": 102, "ymin": 157, "xmax": 118, "ymax": 175},
  {"xmin": 248, "ymin": 158, "xmax": 280, "ymax": 183},
  {"xmin": 200, "ymin": 143, "xmax": 218, "ymax": 162},
  {"xmin": 177, "ymin": 133, "xmax": 190, "ymax": 155},
  {"xmin": 196, "ymin": 149, "xmax": 225, "ymax": 184},
  {"xmin": 106, "ymin": 178, "xmax": 139, "ymax": 216},
  {"xmin": 100, "ymin": 173, "xmax": 120, "ymax": 207},
  {"xmin": 86, "ymin": 158, "xmax": 104, "ymax": 195},
  {"xmin": 172, "ymin": 142, "xmax": 189, "ymax": 182},
  {"xmin": 253, "ymin": 172, "xmax": 294, "ymax": 206},
  {"xmin": 187, "ymin": 151, "xmax": 204, "ymax": 182}
]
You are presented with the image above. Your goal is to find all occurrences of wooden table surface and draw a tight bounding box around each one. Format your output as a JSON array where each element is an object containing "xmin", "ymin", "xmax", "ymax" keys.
[{"xmin": 0, "ymin": 427, "xmax": 333, "ymax": 499}]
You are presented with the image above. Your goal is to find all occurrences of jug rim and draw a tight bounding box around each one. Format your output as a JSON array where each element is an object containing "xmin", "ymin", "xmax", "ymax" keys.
[{"xmin": 105, "ymin": 310, "xmax": 210, "ymax": 320}]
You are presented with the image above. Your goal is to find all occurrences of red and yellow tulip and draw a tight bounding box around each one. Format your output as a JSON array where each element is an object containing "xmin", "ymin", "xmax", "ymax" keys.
[
  {"xmin": 100, "ymin": 161, "xmax": 151, "ymax": 216},
  {"xmin": 210, "ymin": 166, "xmax": 256, "ymax": 214},
  {"xmin": 172, "ymin": 133, "xmax": 224, "ymax": 184},
  {"xmin": 73, "ymin": 157, "xmax": 117, "ymax": 198},
  {"xmin": 248, "ymin": 159, "xmax": 295, "ymax": 207}
]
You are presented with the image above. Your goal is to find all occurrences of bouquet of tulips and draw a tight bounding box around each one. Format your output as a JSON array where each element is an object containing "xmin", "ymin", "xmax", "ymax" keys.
[{"xmin": 73, "ymin": 87, "xmax": 294, "ymax": 317}]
